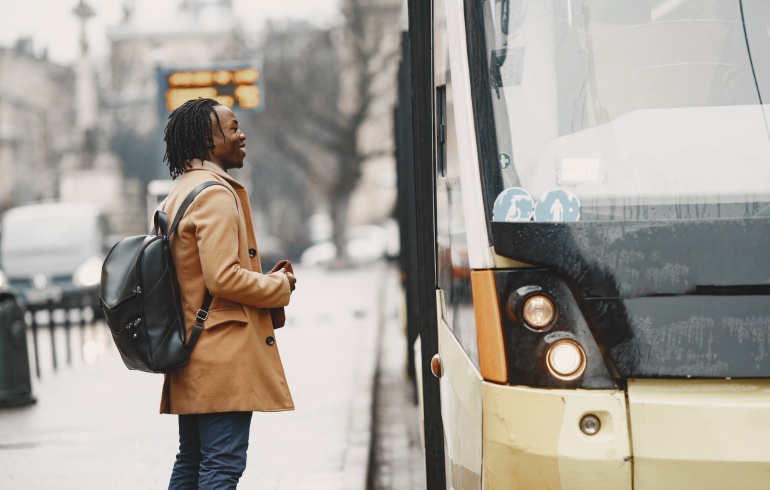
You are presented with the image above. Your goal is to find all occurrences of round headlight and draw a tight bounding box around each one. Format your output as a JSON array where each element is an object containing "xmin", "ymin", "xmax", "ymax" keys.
[
  {"xmin": 521, "ymin": 294, "xmax": 556, "ymax": 329},
  {"xmin": 546, "ymin": 340, "xmax": 586, "ymax": 380},
  {"xmin": 73, "ymin": 256, "xmax": 103, "ymax": 287}
]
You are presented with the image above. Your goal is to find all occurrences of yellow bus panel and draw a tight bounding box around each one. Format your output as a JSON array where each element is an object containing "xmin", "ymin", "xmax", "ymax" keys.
[{"xmin": 628, "ymin": 379, "xmax": 770, "ymax": 490}]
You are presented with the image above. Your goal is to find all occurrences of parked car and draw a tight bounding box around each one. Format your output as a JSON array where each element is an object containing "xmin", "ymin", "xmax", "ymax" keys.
[
  {"xmin": 0, "ymin": 202, "xmax": 114, "ymax": 314},
  {"xmin": 300, "ymin": 225, "xmax": 389, "ymax": 267}
]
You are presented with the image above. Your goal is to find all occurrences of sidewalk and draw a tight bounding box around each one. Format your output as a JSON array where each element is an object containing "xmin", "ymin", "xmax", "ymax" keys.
[{"xmin": 0, "ymin": 265, "xmax": 383, "ymax": 490}]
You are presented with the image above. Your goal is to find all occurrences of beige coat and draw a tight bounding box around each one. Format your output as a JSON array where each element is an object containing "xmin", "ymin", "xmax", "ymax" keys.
[{"xmin": 159, "ymin": 159, "xmax": 294, "ymax": 414}]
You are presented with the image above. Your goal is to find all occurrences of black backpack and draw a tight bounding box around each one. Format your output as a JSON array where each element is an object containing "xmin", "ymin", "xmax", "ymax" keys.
[{"xmin": 99, "ymin": 182, "xmax": 224, "ymax": 373}]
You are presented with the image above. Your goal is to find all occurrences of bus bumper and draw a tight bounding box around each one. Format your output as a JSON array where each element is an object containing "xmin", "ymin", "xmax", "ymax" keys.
[
  {"xmin": 482, "ymin": 379, "xmax": 770, "ymax": 490},
  {"xmin": 482, "ymin": 383, "xmax": 632, "ymax": 490},
  {"xmin": 626, "ymin": 379, "xmax": 770, "ymax": 490}
]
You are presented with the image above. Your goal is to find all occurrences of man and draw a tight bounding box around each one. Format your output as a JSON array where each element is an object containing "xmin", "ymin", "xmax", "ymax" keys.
[{"xmin": 160, "ymin": 98, "xmax": 297, "ymax": 489}]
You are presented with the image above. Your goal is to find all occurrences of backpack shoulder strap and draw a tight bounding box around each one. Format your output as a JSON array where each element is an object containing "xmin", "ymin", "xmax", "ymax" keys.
[
  {"xmin": 167, "ymin": 181, "xmax": 229, "ymax": 238},
  {"xmin": 165, "ymin": 180, "xmax": 235, "ymax": 354},
  {"xmin": 154, "ymin": 210, "xmax": 168, "ymax": 236},
  {"xmin": 184, "ymin": 292, "xmax": 213, "ymax": 353}
]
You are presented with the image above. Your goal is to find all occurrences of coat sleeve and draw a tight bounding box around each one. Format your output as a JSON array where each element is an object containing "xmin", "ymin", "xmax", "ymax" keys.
[{"xmin": 190, "ymin": 186, "xmax": 291, "ymax": 308}]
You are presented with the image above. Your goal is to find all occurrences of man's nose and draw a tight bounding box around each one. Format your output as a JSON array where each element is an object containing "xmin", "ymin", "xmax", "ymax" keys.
[{"xmin": 239, "ymin": 131, "xmax": 246, "ymax": 141}]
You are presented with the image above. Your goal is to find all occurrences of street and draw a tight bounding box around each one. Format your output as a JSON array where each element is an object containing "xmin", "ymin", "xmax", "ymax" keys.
[{"xmin": 0, "ymin": 264, "xmax": 424, "ymax": 490}]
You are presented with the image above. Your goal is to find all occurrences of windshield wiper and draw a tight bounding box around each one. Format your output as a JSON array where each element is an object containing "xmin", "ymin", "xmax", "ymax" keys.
[{"xmin": 739, "ymin": 0, "xmax": 770, "ymax": 145}]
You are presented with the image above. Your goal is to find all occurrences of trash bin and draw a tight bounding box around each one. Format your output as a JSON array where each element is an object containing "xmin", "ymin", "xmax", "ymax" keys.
[{"xmin": 0, "ymin": 294, "xmax": 35, "ymax": 407}]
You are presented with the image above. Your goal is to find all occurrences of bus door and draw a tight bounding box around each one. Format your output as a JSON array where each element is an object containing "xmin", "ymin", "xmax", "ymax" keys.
[{"xmin": 433, "ymin": 0, "xmax": 483, "ymax": 488}]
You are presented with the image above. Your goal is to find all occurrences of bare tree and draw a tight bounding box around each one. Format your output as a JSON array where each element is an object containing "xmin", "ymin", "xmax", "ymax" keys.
[
  {"xmin": 245, "ymin": 22, "xmax": 339, "ymax": 258},
  {"xmin": 260, "ymin": 0, "xmax": 401, "ymax": 266}
]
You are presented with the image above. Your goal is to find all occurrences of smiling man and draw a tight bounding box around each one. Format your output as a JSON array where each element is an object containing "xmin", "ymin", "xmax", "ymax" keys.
[{"xmin": 159, "ymin": 98, "xmax": 297, "ymax": 489}]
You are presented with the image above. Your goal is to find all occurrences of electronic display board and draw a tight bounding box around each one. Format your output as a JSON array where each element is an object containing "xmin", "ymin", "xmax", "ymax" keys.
[{"xmin": 157, "ymin": 63, "xmax": 264, "ymax": 114}]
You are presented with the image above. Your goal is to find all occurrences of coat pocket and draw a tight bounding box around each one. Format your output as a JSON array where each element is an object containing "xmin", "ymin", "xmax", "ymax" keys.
[
  {"xmin": 204, "ymin": 307, "xmax": 249, "ymax": 329},
  {"xmin": 210, "ymin": 297, "xmax": 244, "ymax": 311}
]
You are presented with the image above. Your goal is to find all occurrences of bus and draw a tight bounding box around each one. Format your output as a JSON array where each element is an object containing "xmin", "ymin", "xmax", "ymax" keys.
[{"xmin": 396, "ymin": 1, "xmax": 770, "ymax": 489}]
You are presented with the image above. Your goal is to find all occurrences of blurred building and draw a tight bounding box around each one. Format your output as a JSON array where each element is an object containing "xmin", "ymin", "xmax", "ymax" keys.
[
  {"xmin": 0, "ymin": 4, "xmax": 138, "ymax": 236},
  {"xmin": 96, "ymin": 0, "xmax": 249, "ymax": 235},
  {"xmin": 105, "ymin": 0, "xmax": 245, "ymax": 184},
  {"xmin": 51, "ymin": 1, "xmax": 134, "ymax": 237},
  {"xmin": 0, "ymin": 39, "xmax": 76, "ymax": 211}
]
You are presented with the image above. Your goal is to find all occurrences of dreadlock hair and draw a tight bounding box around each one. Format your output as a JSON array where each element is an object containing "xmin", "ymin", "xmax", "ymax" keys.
[{"xmin": 163, "ymin": 98, "xmax": 225, "ymax": 179}]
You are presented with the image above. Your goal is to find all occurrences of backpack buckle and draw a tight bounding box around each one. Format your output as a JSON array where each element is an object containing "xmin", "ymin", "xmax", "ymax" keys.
[{"xmin": 196, "ymin": 309, "xmax": 208, "ymax": 322}]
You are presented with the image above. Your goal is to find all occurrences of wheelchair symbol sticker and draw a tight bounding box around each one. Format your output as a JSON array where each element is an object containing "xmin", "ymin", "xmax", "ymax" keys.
[
  {"xmin": 493, "ymin": 187, "xmax": 534, "ymax": 222},
  {"xmin": 534, "ymin": 189, "xmax": 580, "ymax": 222}
]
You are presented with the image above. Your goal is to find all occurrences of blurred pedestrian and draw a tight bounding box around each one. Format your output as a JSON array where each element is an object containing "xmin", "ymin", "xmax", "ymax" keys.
[{"xmin": 160, "ymin": 98, "xmax": 297, "ymax": 490}]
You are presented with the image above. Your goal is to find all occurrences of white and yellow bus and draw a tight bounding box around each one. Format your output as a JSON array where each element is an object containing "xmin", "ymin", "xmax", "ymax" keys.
[{"xmin": 395, "ymin": 1, "xmax": 770, "ymax": 488}]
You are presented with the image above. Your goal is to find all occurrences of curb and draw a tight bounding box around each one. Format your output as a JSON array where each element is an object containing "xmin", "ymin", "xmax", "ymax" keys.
[{"xmin": 341, "ymin": 263, "xmax": 387, "ymax": 490}]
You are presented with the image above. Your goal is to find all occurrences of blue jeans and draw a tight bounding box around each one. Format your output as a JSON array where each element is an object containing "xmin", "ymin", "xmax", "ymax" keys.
[{"xmin": 168, "ymin": 412, "xmax": 253, "ymax": 490}]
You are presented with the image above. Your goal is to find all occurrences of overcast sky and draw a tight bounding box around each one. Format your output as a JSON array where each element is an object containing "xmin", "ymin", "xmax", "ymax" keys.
[{"xmin": 0, "ymin": 0, "xmax": 340, "ymax": 65}]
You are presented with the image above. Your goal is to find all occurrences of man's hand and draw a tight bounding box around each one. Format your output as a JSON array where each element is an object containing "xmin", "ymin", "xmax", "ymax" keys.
[{"xmin": 280, "ymin": 268, "xmax": 297, "ymax": 292}]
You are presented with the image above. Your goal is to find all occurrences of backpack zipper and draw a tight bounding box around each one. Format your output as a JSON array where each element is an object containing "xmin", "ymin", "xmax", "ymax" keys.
[{"xmin": 127, "ymin": 317, "xmax": 142, "ymax": 338}]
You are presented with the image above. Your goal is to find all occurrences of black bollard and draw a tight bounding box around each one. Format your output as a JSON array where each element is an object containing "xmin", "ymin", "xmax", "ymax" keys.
[
  {"xmin": 64, "ymin": 305, "xmax": 72, "ymax": 365},
  {"xmin": 79, "ymin": 303, "xmax": 87, "ymax": 362},
  {"xmin": 30, "ymin": 310, "xmax": 40, "ymax": 379},
  {"xmin": 48, "ymin": 302, "xmax": 57, "ymax": 371}
]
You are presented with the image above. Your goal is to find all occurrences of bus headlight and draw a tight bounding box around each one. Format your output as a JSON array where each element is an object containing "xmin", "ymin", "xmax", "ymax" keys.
[
  {"xmin": 73, "ymin": 256, "xmax": 103, "ymax": 287},
  {"xmin": 521, "ymin": 294, "xmax": 556, "ymax": 329},
  {"xmin": 546, "ymin": 340, "xmax": 586, "ymax": 380},
  {"xmin": 0, "ymin": 269, "xmax": 8, "ymax": 289}
]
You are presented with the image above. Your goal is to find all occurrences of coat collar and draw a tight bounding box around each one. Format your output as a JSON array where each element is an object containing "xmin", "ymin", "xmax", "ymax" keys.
[{"xmin": 184, "ymin": 159, "xmax": 245, "ymax": 191}]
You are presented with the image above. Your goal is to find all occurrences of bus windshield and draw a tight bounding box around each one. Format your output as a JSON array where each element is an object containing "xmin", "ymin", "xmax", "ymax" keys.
[{"xmin": 483, "ymin": 0, "xmax": 770, "ymax": 221}]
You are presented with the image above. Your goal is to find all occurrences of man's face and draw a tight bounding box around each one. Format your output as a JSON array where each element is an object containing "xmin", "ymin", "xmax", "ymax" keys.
[{"xmin": 209, "ymin": 105, "xmax": 246, "ymax": 171}]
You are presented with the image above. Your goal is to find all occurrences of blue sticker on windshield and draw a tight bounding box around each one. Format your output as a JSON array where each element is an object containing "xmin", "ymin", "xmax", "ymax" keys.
[
  {"xmin": 534, "ymin": 189, "xmax": 580, "ymax": 222},
  {"xmin": 493, "ymin": 187, "xmax": 534, "ymax": 222},
  {"xmin": 499, "ymin": 153, "xmax": 511, "ymax": 169}
]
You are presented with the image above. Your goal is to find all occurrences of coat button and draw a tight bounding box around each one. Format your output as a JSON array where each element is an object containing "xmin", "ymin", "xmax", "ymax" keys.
[
  {"xmin": 249, "ymin": 248, "xmax": 256, "ymax": 258},
  {"xmin": 266, "ymin": 336, "xmax": 275, "ymax": 346}
]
